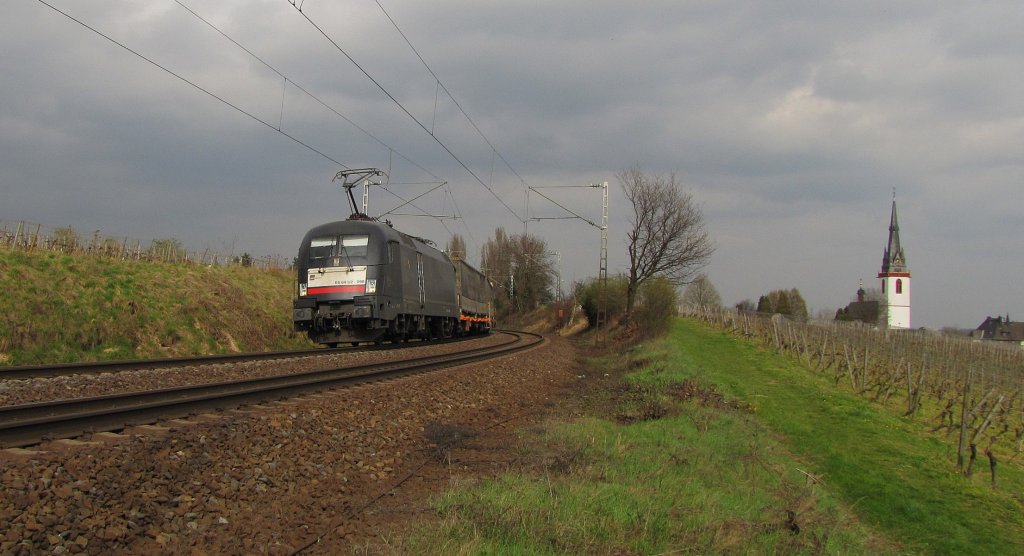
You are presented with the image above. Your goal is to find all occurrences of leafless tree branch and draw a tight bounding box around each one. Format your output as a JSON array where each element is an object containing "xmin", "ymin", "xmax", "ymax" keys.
[{"xmin": 619, "ymin": 164, "xmax": 714, "ymax": 315}]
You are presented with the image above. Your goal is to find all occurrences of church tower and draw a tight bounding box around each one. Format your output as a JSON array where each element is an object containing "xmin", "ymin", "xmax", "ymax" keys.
[{"xmin": 878, "ymin": 193, "xmax": 911, "ymax": 328}]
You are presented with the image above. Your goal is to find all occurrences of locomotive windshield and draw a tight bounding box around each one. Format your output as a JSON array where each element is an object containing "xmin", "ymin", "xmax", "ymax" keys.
[
  {"xmin": 308, "ymin": 235, "xmax": 370, "ymax": 267},
  {"xmin": 309, "ymin": 237, "xmax": 337, "ymax": 262}
]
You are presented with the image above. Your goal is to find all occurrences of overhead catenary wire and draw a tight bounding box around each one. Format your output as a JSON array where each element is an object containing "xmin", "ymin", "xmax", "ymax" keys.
[
  {"xmin": 446, "ymin": 186, "xmax": 481, "ymax": 261},
  {"xmin": 38, "ymin": 0, "xmax": 523, "ymax": 263},
  {"xmin": 373, "ymin": 183, "xmax": 454, "ymax": 236},
  {"xmin": 377, "ymin": 181, "xmax": 448, "ymax": 219},
  {"xmin": 379, "ymin": 182, "xmax": 475, "ymax": 256},
  {"xmin": 176, "ymin": 0, "xmax": 463, "ymax": 230},
  {"xmin": 374, "ymin": 0, "xmax": 562, "ymax": 261},
  {"xmin": 39, "ymin": 0, "xmax": 458, "ymax": 231},
  {"xmin": 33, "ymin": 0, "xmax": 351, "ymax": 170},
  {"xmin": 174, "ymin": 0, "xmax": 442, "ymax": 184},
  {"xmin": 373, "ymin": 1, "xmax": 613, "ymax": 267},
  {"xmin": 373, "ymin": 0, "xmax": 533, "ymax": 194},
  {"xmin": 529, "ymin": 188, "xmax": 602, "ymax": 230},
  {"xmin": 385, "ymin": 181, "xmax": 448, "ymax": 186},
  {"xmin": 285, "ymin": 0, "xmax": 525, "ymax": 224}
]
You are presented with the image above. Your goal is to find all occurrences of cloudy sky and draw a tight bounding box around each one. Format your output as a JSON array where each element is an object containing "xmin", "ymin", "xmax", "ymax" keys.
[{"xmin": 3, "ymin": 1, "xmax": 1023, "ymax": 328}]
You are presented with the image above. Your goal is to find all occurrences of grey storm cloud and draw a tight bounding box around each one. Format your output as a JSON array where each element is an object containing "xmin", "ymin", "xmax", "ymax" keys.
[{"xmin": 2, "ymin": 0, "xmax": 1023, "ymax": 328}]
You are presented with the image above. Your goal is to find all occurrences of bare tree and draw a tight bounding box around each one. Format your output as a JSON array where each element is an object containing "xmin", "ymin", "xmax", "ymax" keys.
[
  {"xmin": 511, "ymin": 234, "xmax": 555, "ymax": 311},
  {"xmin": 480, "ymin": 228, "xmax": 554, "ymax": 314},
  {"xmin": 480, "ymin": 227, "xmax": 513, "ymax": 295},
  {"xmin": 620, "ymin": 165, "xmax": 714, "ymax": 315},
  {"xmin": 148, "ymin": 238, "xmax": 187, "ymax": 261},
  {"xmin": 446, "ymin": 233, "xmax": 467, "ymax": 260},
  {"xmin": 862, "ymin": 287, "xmax": 889, "ymax": 327},
  {"xmin": 735, "ymin": 299, "xmax": 756, "ymax": 313},
  {"xmin": 50, "ymin": 226, "xmax": 80, "ymax": 253},
  {"xmin": 680, "ymin": 273, "xmax": 721, "ymax": 310}
]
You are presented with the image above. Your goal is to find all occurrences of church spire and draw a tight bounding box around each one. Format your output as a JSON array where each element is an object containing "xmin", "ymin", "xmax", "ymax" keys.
[
  {"xmin": 878, "ymin": 191, "xmax": 911, "ymax": 329},
  {"xmin": 881, "ymin": 191, "xmax": 906, "ymax": 273}
]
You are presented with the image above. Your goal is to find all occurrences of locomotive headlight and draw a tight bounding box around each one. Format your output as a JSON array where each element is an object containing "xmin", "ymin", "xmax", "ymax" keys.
[
  {"xmin": 299, "ymin": 283, "xmax": 307, "ymax": 296},
  {"xmin": 365, "ymin": 279, "xmax": 376, "ymax": 293}
]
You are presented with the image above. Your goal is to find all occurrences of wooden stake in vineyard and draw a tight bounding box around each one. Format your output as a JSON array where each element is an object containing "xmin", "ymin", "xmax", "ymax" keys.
[
  {"xmin": 957, "ymin": 368, "xmax": 973, "ymax": 472},
  {"xmin": 686, "ymin": 307, "xmax": 1024, "ymax": 468}
]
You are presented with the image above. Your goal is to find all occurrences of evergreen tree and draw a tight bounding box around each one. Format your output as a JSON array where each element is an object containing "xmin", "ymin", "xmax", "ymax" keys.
[
  {"xmin": 788, "ymin": 288, "xmax": 809, "ymax": 321},
  {"xmin": 774, "ymin": 291, "xmax": 791, "ymax": 317},
  {"xmin": 755, "ymin": 288, "xmax": 809, "ymax": 321}
]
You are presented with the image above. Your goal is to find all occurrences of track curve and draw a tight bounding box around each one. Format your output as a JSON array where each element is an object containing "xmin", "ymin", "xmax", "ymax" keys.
[
  {"xmin": 0, "ymin": 335, "xmax": 478, "ymax": 381},
  {"xmin": 0, "ymin": 330, "xmax": 542, "ymax": 448}
]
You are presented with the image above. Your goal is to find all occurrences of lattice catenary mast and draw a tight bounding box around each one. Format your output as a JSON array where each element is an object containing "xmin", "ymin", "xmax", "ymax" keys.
[{"xmin": 527, "ymin": 181, "xmax": 609, "ymax": 343}]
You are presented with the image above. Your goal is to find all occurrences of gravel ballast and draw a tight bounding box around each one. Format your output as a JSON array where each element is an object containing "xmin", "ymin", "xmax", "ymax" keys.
[
  {"xmin": 0, "ymin": 335, "xmax": 510, "ymax": 407},
  {"xmin": 0, "ymin": 334, "xmax": 576, "ymax": 554}
]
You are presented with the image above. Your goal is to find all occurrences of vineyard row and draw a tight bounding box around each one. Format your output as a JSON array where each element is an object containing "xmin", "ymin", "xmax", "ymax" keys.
[{"xmin": 687, "ymin": 307, "xmax": 1024, "ymax": 484}]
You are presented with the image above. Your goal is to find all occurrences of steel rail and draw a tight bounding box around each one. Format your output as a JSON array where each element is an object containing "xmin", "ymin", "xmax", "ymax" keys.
[
  {"xmin": 0, "ymin": 335, "xmax": 473, "ymax": 381},
  {"xmin": 0, "ymin": 331, "xmax": 542, "ymax": 448}
]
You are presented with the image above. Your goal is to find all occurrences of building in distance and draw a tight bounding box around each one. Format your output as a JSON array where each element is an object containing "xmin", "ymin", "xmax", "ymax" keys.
[
  {"xmin": 835, "ymin": 194, "xmax": 911, "ymax": 328},
  {"xmin": 972, "ymin": 315, "xmax": 1024, "ymax": 348},
  {"xmin": 835, "ymin": 285, "xmax": 880, "ymax": 325},
  {"xmin": 878, "ymin": 194, "xmax": 911, "ymax": 329}
]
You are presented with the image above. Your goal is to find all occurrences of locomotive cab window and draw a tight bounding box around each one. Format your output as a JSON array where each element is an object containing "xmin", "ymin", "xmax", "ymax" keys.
[
  {"xmin": 309, "ymin": 237, "xmax": 337, "ymax": 263},
  {"xmin": 308, "ymin": 235, "xmax": 370, "ymax": 267},
  {"xmin": 339, "ymin": 236, "xmax": 369, "ymax": 266}
]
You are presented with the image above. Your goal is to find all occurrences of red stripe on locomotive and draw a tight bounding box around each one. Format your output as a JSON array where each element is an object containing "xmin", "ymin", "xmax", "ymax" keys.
[{"xmin": 307, "ymin": 285, "xmax": 366, "ymax": 294}]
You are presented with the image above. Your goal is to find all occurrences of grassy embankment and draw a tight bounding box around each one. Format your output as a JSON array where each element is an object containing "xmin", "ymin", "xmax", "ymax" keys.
[
  {"xmin": 411, "ymin": 319, "xmax": 1024, "ymax": 554},
  {"xmin": 0, "ymin": 249, "xmax": 312, "ymax": 365}
]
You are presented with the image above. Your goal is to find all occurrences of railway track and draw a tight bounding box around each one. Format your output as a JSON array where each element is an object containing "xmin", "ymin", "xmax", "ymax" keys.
[
  {"xmin": 0, "ymin": 335, "xmax": 471, "ymax": 381},
  {"xmin": 0, "ymin": 330, "xmax": 543, "ymax": 449}
]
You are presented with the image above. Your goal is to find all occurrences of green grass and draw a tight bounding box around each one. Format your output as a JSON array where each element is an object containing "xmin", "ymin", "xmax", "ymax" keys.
[
  {"xmin": 409, "ymin": 335, "xmax": 901, "ymax": 554},
  {"xmin": 405, "ymin": 319, "xmax": 1024, "ymax": 554},
  {"xmin": 664, "ymin": 319, "xmax": 1024, "ymax": 555},
  {"xmin": 0, "ymin": 248, "xmax": 313, "ymax": 365},
  {"xmin": 422, "ymin": 419, "xmax": 893, "ymax": 554}
]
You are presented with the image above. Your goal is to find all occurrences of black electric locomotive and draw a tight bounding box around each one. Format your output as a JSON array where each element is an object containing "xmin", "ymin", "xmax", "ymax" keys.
[{"xmin": 292, "ymin": 216, "xmax": 493, "ymax": 346}]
